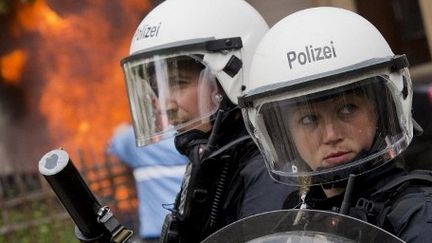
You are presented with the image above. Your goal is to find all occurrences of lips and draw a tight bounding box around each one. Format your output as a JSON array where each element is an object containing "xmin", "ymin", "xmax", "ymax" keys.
[{"xmin": 323, "ymin": 151, "xmax": 352, "ymax": 166}]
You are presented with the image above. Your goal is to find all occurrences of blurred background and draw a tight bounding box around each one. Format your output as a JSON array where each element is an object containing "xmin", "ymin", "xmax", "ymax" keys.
[{"xmin": 0, "ymin": 0, "xmax": 431, "ymax": 242}]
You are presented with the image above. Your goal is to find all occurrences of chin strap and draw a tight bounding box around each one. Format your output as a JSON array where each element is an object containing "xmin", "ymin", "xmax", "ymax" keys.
[
  {"xmin": 339, "ymin": 174, "xmax": 357, "ymax": 215},
  {"xmin": 412, "ymin": 118, "xmax": 424, "ymax": 136},
  {"xmin": 174, "ymin": 130, "xmax": 209, "ymax": 157}
]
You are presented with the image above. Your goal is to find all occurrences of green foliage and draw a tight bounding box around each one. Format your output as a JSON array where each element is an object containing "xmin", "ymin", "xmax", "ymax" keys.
[{"xmin": 0, "ymin": 200, "xmax": 78, "ymax": 243}]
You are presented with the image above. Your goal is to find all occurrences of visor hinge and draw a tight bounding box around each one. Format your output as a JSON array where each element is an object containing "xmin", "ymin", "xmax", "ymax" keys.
[
  {"xmin": 223, "ymin": 55, "xmax": 242, "ymax": 78},
  {"xmin": 391, "ymin": 54, "xmax": 409, "ymax": 71}
]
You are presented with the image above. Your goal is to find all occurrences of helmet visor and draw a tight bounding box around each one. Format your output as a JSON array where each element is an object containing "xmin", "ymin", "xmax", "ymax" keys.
[
  {"xmin": 244, "ymin": 75, "xmax": 412, "ymax": 185},
  {"xmin": 122, "ymin": 54, "xmax": 220, "ymax": 146}
]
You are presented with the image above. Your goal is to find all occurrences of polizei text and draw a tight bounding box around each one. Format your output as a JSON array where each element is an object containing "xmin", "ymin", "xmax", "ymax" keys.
[
  {"xmin": 134, "ymin": 22, "xmax": 162, "ymax": 41},
  {"xmin": 286, "ymin": 41, "xmax": 337, "ymax": 69}
]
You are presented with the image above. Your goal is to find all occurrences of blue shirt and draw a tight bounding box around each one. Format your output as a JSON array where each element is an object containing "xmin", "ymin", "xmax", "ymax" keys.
[{"xmin": 108, "ymin": 126, "xmax": 187, "ymax": 238}]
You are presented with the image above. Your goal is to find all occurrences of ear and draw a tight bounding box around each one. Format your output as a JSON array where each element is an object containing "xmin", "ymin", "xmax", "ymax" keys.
[{"xmin": 197, "ymin": 69, "xmax": 219, "ymax": 117}]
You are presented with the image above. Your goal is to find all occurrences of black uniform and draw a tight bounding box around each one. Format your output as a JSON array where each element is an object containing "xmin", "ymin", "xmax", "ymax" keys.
[
  {"xmin": 161, "ymin": 109, "xmax": 294, "ymax": 243},
  {"xmin": 223, "ymin": 143, "xmax": 289, "ymax": 223},
  {"xmin": 283, "ymin": 164, "xmax": 432, "ymax": 243}
]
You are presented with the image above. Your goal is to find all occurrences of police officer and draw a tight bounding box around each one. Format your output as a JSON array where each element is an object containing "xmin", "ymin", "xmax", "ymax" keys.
[
  {"xmin": 238, "ymin": 7, "xmax": 432, "ymax": 242},
  {"xmin": 120, "ymin": 0, "xmax": 293, "ymax": 242}
]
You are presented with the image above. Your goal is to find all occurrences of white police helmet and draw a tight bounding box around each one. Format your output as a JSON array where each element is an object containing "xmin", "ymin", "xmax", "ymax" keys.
[
  {"xmin": 239, "ymin": 7, "xmax": 414, "ymax": 186},
  {"xmin": 121, "ymin": 0, "xmax": 268, "ymax": 146}
]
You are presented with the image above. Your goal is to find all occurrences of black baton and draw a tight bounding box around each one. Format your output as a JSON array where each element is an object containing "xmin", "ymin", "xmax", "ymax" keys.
[{"xmin": 38, "ymin": 148, "xmax": 133, "ymax": 243}]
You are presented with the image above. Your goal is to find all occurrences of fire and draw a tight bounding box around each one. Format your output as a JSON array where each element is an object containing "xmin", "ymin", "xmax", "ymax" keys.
[
  {"xmin": 14, "ymin": 0, "xmax": 66, "ymax": 34},
  {"xmin": 0, "ymin": 49, "xmax": 27, "ymax": 85},
  {"xmin": 1, "ymin": 0, "xmax": 151, "ymax": 211},
  {"xmin": 7, "ymin": 0, "xmax": 150, "ymax": 161}
]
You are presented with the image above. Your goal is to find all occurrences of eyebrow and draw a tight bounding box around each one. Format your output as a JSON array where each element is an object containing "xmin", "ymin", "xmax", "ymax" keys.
[{"xmin": 169, "ymin": 73, "xmax": 192, "ymax": 78}]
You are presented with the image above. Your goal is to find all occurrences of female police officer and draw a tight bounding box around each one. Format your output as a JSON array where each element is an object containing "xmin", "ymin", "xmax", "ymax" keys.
[{"xmin": 238, "ymin": 7, "xmax": 432, "ymax": 242}]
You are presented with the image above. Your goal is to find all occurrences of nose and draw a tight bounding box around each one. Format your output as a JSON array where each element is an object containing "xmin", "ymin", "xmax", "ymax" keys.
[
  {"xmin": 163, "ymin": 95, "xmax": 178, "ymax": 121},
  {"xmin": 322, "ymin": 118, "xmax": 343, "ymax": 145},
  {"xmin": 165, "ymin": 96, "xmax": 178, "ymax": 111}
]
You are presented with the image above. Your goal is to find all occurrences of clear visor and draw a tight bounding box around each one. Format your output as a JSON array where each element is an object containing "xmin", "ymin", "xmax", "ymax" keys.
[
  {"xmin": 244, "ymin": 74, "xmax": 412, "ymax": 185},
  {"xmin": 122, "ymin": 54, "xmax": 220, "ymax": 146}
]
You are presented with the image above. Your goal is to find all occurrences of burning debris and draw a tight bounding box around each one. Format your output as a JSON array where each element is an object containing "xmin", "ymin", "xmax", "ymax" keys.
[{"xmin": 0, "ymin": 0, "xmax": 151, "ymax": 172}]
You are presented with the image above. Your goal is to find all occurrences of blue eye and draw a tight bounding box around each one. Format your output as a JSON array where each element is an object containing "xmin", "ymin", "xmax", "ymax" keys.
[
  {"xmin": 300, "ymin": 115, "xmax": 317, "ymax": 125},
  {"xmin": 339, "ymin": 104, "xmax": 357, "ymax": 115}
]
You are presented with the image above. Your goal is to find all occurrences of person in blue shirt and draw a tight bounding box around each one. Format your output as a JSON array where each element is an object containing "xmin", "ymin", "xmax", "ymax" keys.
[{"xmin": 108, "ymin": 124, "xmax": 187, "ymax": 242}]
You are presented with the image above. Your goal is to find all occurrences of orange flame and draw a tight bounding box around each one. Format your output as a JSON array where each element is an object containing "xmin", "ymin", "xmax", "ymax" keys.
[
  {"xmin": 15, "ymin": 0, "xmax": 66, "ymax": 34},
  {"xmin": 10, "ymin": 0, "xmax": 150, "ymax": 162},
  {"xmin": 0, "ymin": 49, "xmax": 27, "ymax": 85}
]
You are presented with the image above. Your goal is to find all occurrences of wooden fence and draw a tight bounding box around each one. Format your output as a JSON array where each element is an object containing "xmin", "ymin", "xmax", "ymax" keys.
[{"xmin": 0, "ymin": 150, "xmax": 138, "ymax": 243}]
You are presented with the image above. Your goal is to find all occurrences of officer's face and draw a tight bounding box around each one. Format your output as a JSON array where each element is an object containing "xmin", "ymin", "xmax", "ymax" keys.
[
  {"xmin": 164, "ymin": 67, "xmax": 214, "ymax": 133},
  {"xmin": 287, "ymin": 93, "xmax": 377, "ymax": 171}
]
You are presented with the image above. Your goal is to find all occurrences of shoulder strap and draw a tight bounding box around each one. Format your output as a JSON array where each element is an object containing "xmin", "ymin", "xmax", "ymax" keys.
[
  {"xmin": 355, "ymin": 169, "xmax": 432, "ymax": 227},
  {"xmin": 371, "ymin": 169, "xmax": 432, "ymax": 197},
  {"xmin": 207, "ymin": 135, "xmax": 251, "ymax": 159}
]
